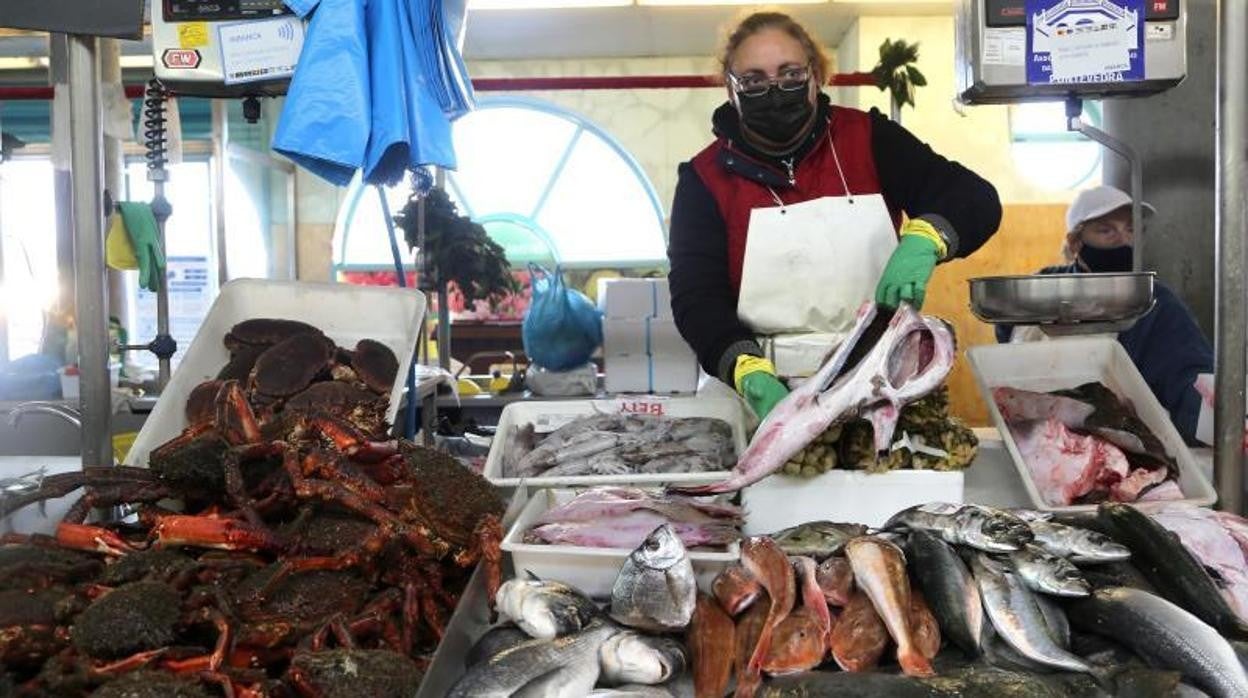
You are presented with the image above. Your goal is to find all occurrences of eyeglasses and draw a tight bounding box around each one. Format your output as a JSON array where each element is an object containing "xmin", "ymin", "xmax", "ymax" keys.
[{"xmin": 728, "ymin": 65, "xmax": 812, "ymax": 98}]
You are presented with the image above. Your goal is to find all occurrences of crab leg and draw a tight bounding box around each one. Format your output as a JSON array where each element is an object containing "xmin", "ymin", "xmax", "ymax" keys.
[
  {"xmin": 55, "ymin": 522, "xmax": 138, "ymax": 556},
  {"xmin": 150, "ymin": 514, "xmax": 285, "ymax": 553},
  {"xmin": 223, "ymin": 441, "xmax": 291, "ymax": 528},
  {"xmin": 89, "ymin": 648, "xmax": 168, "ymax": 676},
  {"xmin": 216, "ymin": 380, "xmax": 263, "ymax": 446}
]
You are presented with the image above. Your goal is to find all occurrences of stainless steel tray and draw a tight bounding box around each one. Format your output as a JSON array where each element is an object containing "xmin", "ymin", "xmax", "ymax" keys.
[{"xmin": 969, "ymin": 272, "xmax": 1155, "ymax": 333}]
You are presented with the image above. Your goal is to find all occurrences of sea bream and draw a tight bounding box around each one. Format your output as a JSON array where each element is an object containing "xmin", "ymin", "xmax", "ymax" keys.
[
  {"xmin": 494, "ymin": 576, "xmax": 600, "ymax": 640},
  {"xmin": 672, "ymin": 302, "xmax": 955, "ymax": 495},
  {"xmin": 610, "ymin": 524, "xmax": 697, "ymax": 633},
  {"xmin": 448, "ymin": 621, "xmax": 618, "ymax": 698}
]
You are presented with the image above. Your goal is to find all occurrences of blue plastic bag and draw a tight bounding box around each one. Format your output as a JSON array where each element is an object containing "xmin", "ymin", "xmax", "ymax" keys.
[{"xmin": 522, "ymin": 265, "xmax": 603, "ymax": 372}]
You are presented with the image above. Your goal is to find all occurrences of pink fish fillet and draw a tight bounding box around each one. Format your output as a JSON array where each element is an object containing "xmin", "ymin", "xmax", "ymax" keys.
[
  {"xmin": 1111, "ymin": 465, "xmax": 1170, "ymax": 502},
  {"xmin": 992, "ymin": 386, "xmax": 1096, "ymax": 426},
  {"xmin": 1008, "ymin": 418, "xmax": 1130, "ymax": 506},
  {"xmin": 1153, "ymin": 505, "xmax": 1248, "ymax": 622},
  {"xmin": 525, "ymin": 511, "xmax": 739, "ymax": 548},
  {"xmin": 672, "ymin": 302, "xmax": 955, "ymax": 495}
]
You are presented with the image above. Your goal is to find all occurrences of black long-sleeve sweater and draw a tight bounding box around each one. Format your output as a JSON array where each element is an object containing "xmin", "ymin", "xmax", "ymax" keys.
[{"xmin": 667, "ymin": 95, "xmax": 1003, "ymax": 384}]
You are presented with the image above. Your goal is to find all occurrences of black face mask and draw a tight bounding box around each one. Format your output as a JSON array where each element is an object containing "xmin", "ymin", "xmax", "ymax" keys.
[
  {"xmin": 736, "ymin": 85, "xmax": 814, "ymax": 145},
  {"xmin": 1079, "ymin": 244, "xmax": 1134, "ymax": 273}
]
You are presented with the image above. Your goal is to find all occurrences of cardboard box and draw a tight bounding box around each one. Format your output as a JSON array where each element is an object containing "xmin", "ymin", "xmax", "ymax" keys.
[
  {"xmin": 598, "ymin": 278, "xmax": 673, "ymax": 319},
  {"xmin": 603, "ymin": 318, "xmax": 649, "ymax": 357}
]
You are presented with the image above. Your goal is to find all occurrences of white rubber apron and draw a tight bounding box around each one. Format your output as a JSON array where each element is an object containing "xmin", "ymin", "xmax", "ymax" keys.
[{"xmin": 737, "ymin": 140, "xmax": 898, "ymax": 378}]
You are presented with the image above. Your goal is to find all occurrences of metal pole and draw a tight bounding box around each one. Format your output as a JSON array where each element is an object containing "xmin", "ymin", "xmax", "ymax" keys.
[
  {"xmin": 1066, "ymin": 97, "xmax": 1144, "ymax": 269},
  {"xmin": 1215, "ymin": 0, "xmax": 1247, "ymax": 514},
  {"xmin": 435, "ymin": 171, "xmax": 451, "ymax": 372},
  {"xmin": 100, "ymin": 39, "xmax": 127, "ymax": 350},
  {"xmin": 212, "ymin": 100, "xmax": 229, "ymax": 287},
  {"xmin": 66, "ymin": 33, "xmax": 111, "ymax": 468}
]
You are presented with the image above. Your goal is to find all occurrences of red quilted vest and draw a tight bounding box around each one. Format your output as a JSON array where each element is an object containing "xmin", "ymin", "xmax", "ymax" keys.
[{"xmin": 690, "ymin": 106, "xmax": 901, "ymax": 292}]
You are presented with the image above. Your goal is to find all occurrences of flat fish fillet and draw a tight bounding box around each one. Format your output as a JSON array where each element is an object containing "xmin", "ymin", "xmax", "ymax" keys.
[
  {"xmin": 1008, "ymin": 418, "xmax": 1129, "ymax": 506},
  {"xmin": 1153, "ymin": 506, "xmax": 1248, "ymax": 622}
]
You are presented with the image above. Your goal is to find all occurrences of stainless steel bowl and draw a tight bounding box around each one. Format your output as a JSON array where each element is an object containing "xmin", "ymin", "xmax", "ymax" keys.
[{"xmin": 969, "ymin": 272, "xmax": 1155, "ymax": 333}]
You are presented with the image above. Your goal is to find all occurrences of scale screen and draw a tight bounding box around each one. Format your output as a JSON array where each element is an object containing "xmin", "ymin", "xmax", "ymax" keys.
[{"xmin": 164, "ymin": 0, "xmax": 290, "ymax": 22}]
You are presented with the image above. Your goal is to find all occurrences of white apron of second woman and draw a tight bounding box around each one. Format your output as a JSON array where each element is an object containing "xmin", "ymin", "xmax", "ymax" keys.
[{"xmin": 736, "ymin": 138, "xmax": 898, "ymax": 378}]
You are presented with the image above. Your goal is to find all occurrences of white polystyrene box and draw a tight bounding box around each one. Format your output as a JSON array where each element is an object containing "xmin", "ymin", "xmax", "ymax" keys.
[
  {"xmin": 484, "ymin": 396, "xmax": 748, "ymax": 488},
  {"xmin": 598, "ymin": 278, "xmax": 672, "ymax": 319},
  {"xmin": 501, "ymin": 487, "xmax": 739, "ymax": 598},
  {"xmin": 742, "ymin": 469, "xmax": 964, "ymax": 533},
  {"xmin": 967, "ymin": 337, "xmax": 1216, "ymax": 513},
  {"xmin": 603, "ymin": 318, "xmax": 649, "ymax": 357},
  {"xmin": 125, "ymin": 279, "xmax": 425, "ymax": 468},
  {"xmin": 650, "ymin": 356, "xmax": 699, "ymax": 394}
]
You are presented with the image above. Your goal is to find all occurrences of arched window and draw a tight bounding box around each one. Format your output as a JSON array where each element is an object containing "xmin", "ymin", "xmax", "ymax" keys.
[
  {"xmin": 333, "ymin": 97, "xmax": 667, "ymax": 277},
  {"xmin": 1010, "ymin": 101, "xmax": 1103, "ymax": 191}
]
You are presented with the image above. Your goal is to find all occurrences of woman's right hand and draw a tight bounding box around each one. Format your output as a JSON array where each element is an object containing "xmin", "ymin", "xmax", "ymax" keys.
[{"xmin": 735, "ymin": 355, "xmax": 789, "ymax": 420}]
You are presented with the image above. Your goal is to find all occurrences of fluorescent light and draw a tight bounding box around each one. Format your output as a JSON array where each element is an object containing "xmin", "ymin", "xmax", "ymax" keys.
[
  {"xmin": 468, "ymin": 0, "xmax": 630, "ymax": 8},
  {"xmin": 639, "ymin": 0, "xmax": 826, "ymax": 5}
]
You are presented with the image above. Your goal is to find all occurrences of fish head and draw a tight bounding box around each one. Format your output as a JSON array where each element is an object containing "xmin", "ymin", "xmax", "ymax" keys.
[
  {"xmin": 1072, "ymin": 531, "xmax": 1131, "ymax": 561},
  {"xmin": 958, "ymin": 508, "xmax": 1034, "ymax": 552},
  {"xmin": 762, "ymin": 610, "xmax": 827, "ymax": 674},
  {"xmin": 600, "ymin": 632, "xmax": 688, "ymax": 685},
  {"xmin": 631, "ymin": 524, "xmax": 688, "ymax": 571}
]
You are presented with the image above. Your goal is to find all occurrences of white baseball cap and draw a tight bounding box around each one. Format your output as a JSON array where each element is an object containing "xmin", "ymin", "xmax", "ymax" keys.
[{"xmin": 1066, "ymin": 185, "xmax": 1156, "ymax": 233}]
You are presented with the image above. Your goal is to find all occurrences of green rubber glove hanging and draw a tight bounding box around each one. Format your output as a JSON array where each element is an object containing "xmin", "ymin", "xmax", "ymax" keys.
[
  {"xmin": 116, "ymin": 202, "xmax": 165, "ymax": 293},
  {"xmin": 735, "ymin": 355, "xmax": 789, "ymax": 421},
  {"xmin": 874, "ymin": 223, "xmax": 944, "ymax": 310}
]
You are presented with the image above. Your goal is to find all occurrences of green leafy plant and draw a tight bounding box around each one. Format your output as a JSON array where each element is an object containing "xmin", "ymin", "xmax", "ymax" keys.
[
  {"xmin": 395, "ymin": 187, "xmax": 518, "ymax": 304},
  {"xmin": 871, "ymin": 38, "xmax": 927, "ymax": 115}
]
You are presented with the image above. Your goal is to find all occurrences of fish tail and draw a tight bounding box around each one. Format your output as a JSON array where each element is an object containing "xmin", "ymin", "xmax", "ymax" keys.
[
  {"xmin": 897, "ymin": 646, "xmax": 935, "ymax": 678},
  {"xmin": 733, "ymin": 669, "xmax": 762, "ymax": 698}
]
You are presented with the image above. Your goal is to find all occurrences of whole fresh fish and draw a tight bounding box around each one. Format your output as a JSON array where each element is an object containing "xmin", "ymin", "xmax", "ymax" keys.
[
  {"xmin": 611, "ymin": 524, "xmax": 697, "ymax": 632},
  {"xmin": 829, "ymin": 589, "xmax": 889, "ymax": 672},
  {"xmin": 761, "ymin": 557, "xmax": 831, "ymax": 675},
  {"xmin": 906, "ymin": 529, "xmax": 983, "ymax": 658},
  {"xmin": 1033, "ymin": 593, "xmax": 1071, "ymax": 649},
  {"xmin": 1022, "ymin": 516, "xmax": 1131, "ymax": 564},
  {"xmin": 1068, "ymin": 586, "xmax": 1248, "ymax": 698},
  {"xmin": 908, "ymin": 589, "xmax": 941, "ymax": 662},
  {"xmin": 970, "ymin": 554, "xmax": 1093, "ymax": 675},
  {"xmin": 672, "ymin": 302, "xmax": 955, "ymax": 495},
  {"xmin": 713, "ymin": 564, "xmax": 762, "ymax": 616},
  {"xmin": 1006, "ymin": 545, "xmax": 1091, "ymax": 597},
  {"xmin": 526, "ymin": 512, "xmax": 740, "ymax": 549},
  {"xmin": 845, "ymin": 536, "xmax": 933, "ymax": 677},
  {"xmin": 534, "ymin": 488, "xmax": 743, "ymax": 527},
  {"xmin": 495, "ymin": 576, "xmax": 600, "ymax": 640},
  {"xmin": 793, "ymin": 557, "xmax": 833, "ymax": 648},
  {"xmin": 735, "ymin": 595, "xmax": 770, "ymax": 681},
  {"xmin": 738, "ymin": 537, "xmax": 797, "ymax": 697},
  {"xmin": 769, "ymin": 521, "xmax": 869, "ymax": 559},
  {"xmin": 447, "ymin": 621, "xmax": 617, "ymax": 698},
  {"xmin": 599, "ymin": 631, "xmax": 687, "ymax": 686},
  {"xmin": 589, "ymin": 687, "xmax": 676, "ymax": 698},
  {"xmin": 1099, "ymin": 502, "xmax": 1248, "ymax": 637},
  {"xmin": 884, "ymin": 503, "xmax": 1033, "ymax": 553},
  {"xmin": 466, "ymin": 623, "xmax": 530, "ymax": 667},
  {"xmin": 815, "ymin": 556, "xmax": 853, "ymax": 607},
  {"xmin": 516, "ymin": 429, "xmax": 622, "ymax": 476},
  {"xmin": 688, "ymin": 593, "xmax": 734, "ymax": 698}
]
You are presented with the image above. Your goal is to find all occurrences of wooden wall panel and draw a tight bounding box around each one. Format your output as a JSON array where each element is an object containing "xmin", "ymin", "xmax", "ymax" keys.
[{"xmin": 923, "ymin": 203, "xmax": 1069, "ymax": 426}]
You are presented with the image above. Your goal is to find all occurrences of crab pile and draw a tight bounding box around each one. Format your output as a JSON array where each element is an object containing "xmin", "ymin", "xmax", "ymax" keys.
[{"xmin": 0, "ymin": 319, "xmax": 504, "ymax": 697}]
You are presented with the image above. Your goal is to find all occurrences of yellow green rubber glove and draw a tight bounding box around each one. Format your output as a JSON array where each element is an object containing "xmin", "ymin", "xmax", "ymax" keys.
[
  {"xmin": 875, "ymin": 233, "xmax": 941, "ymax": 310},
  {"xmin": 734, "ymin": 355, "xmax": 789, "ymax": 421},
  {"xmin": 117, "ymin": 202, "xmax": 165, "ymax": 293}
]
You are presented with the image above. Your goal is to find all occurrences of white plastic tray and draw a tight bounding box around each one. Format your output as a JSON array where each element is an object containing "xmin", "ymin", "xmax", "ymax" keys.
[
  {"xmin": 484, "ymin": 396, "xmax": 748, "ymax": 488},
  {"xmin": 742, "ymin": 468, "xmax": 965, "ymax": 533},
  {"xmin": 968, "ymin": 337, "xmax": 1216, "ymax": 513},
  {"xmin": 501, "ymin": 487, "xmax": 740, "ymax": 599},
  {"xmin": 125, "ymin": 279, "xmax": 426, "ymax": 468}
]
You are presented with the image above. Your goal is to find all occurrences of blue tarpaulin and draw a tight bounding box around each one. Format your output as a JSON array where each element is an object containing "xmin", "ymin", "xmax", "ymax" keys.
[{"xmin": 273, "ymin": 0, "xmax": 472, "ymax": 186}]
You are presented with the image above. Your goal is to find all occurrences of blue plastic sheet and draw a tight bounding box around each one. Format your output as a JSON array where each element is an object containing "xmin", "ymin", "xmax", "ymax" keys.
[{"xmin": 274, "ymin": 0, "xmax": 473, "ymax": 186}]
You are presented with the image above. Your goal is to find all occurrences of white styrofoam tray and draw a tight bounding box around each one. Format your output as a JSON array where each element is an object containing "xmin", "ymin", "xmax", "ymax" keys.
[
  {"xmin": 742, "ymin": 468, "xmax": 965, "ymax": 533},
  {"xmin": 484, "ymin": 396, "xmax": 748, "ymax": 488},
  {"xmin": 501, "ymin": 487, "xmax": 740, "ymax": 598},
  {"xmin": 968, "ymin": 337, "xmax": 1216, "ymax": 512},
  {"xmin": 125, "ymin": 279, "xmax": 426, "ymax": 468}
]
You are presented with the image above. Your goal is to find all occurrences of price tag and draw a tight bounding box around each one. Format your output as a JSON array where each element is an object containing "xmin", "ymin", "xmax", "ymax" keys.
[{"xmin": 614, "ymin": 398, "xmax": 669, "ymax": 417}]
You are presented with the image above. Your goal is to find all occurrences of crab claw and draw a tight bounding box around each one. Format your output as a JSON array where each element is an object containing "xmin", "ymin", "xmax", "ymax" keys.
[
  {"xmin": 151, "ymin": 514, "xmax": 285, "ymax": 553},
  {"xmin": 56, "ymin": 522, "xmax": 138, "ymax": 556}
]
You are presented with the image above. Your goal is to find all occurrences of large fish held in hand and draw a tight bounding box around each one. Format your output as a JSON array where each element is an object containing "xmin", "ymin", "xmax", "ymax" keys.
[{"xmin": 672, "ymin": 302, "xmax": 954, "ymax": 495}]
